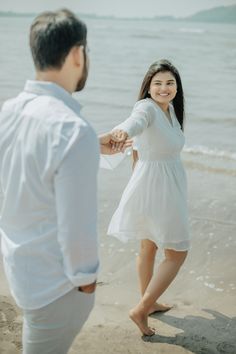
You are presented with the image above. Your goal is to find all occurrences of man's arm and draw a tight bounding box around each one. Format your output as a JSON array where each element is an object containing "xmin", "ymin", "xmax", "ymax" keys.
[
  {"xmin": 0, "ymin": 182, "xmax": 3, "ymax": 227},
  {"xmin": 54, "ymin": 129, "xmax": 99, "ymax": 291}
]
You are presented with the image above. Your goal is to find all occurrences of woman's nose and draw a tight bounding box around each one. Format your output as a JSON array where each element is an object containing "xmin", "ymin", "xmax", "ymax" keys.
[{"xmin": 160, "ymin": 85, "xmax": 168, "ymax": 91}]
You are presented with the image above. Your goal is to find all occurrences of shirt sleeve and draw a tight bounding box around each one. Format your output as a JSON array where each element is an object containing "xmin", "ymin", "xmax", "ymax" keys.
[
  {"xmin": 0, "ymin": 181, "xmax": 3, "ymax": 219},
  {"xmin": 113, "ymin": 100, "xmax": 154, "ymax": 138},
  {"xmin": 54, "ymin": 127, "xmax": 99, "ymax": 287}
]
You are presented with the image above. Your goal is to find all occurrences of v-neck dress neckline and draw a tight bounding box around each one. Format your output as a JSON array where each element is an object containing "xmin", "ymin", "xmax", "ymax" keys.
[{"xmin": 147, "ymin": 98, "xmax": 174, "ymax": 128}]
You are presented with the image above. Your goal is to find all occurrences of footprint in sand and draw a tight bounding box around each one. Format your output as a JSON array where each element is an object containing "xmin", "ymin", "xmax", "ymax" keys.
[
  {"xmin": 216, "ymin": 342, "xmax": 236, "ymax": 354},
  {"xmin": 0, "ymin": 296, "xmax": 22, "ymax": 351},
  {"xmin": 191, "ymin": 334, "xmax": 207, "ymax": 343},
  {"xmin": 199, "ymin": 348, "xmax": 216, "ymax": 354},
  {"xmin": 0, "ymin": 297, "xmax": 17, "ymax": 324}
]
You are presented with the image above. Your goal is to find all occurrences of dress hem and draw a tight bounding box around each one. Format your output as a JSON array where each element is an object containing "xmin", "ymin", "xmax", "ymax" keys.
[{"xmin": 108, "ymin": 231, "xmax": 190, "ymax": 251}]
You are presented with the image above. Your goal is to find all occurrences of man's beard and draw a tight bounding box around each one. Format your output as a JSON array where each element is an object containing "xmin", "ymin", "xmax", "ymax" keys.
[{"xmin": 75, "ymin": 51, "xmax": 88, "ymax": 92}]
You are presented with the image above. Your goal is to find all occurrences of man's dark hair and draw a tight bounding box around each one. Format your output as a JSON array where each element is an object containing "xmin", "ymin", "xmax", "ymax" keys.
[{"xmin": 30, "ymin": 9, "xmax": 87, "ymax": 71}]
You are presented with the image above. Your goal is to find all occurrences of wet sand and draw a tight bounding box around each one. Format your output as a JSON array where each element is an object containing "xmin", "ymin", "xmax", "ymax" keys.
[{"xmin": 1, "ymin": 161, "xmax": 236, "ymax": 354}]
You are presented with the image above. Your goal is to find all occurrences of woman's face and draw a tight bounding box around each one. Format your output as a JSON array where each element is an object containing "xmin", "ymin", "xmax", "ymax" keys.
[{"xmin": 149, "ymin": 71, "xmax": 177, "ymax": 107}]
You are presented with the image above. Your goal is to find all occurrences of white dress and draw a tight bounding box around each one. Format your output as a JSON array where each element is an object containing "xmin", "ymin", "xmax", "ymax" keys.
[{"xmin": 107, "ymin": 98, "xmax": 190, "ymax": 251}]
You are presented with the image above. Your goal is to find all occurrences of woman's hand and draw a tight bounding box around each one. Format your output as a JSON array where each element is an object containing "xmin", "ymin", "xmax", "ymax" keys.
[
  {"xmin": 111, "ymin": 129, "xmax": 129, "ymax": 142},
  {"xmin": 99, "ymin": 131, "xmax": 132, "ymax": 155},
  {"xmin": 110, "ymin": 129, "xmax": 129, "ymax": 152}
]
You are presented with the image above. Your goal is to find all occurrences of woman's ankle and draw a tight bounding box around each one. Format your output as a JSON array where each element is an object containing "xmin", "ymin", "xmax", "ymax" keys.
[{"xmin": 135, "ymin": 301, "xmax": 152, "ymax": 316}]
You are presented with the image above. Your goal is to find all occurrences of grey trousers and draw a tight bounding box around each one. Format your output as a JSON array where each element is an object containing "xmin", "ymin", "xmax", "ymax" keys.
[{"xmin": 22, "ymin": 288, "xmax": 95, "ymax": 354}]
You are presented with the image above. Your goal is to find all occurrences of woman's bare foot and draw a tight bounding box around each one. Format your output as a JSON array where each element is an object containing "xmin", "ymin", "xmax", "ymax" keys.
[
  {"xmin": 129, "ymin": 308, "xmax": 155, "ymax": 336},
  {"xmin": 148, "ymin": 302, "xmax": 173, "ymax": 315}
]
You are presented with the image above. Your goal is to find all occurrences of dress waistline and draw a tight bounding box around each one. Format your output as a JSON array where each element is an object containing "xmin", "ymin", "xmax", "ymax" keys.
[{"xmin": 138, "ymin": 152, "xmax": 180, "ymax": 162}]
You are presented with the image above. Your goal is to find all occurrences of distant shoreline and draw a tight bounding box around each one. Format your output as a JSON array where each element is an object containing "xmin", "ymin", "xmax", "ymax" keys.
[{"xmin": 0, "ymin": 5, "xmax": 236, "ymax": 24}]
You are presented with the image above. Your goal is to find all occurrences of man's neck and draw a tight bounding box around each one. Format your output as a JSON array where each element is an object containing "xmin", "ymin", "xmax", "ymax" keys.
[{"xmin": 36, "ymin": 70, "xmax": 73, "ymax": 94}]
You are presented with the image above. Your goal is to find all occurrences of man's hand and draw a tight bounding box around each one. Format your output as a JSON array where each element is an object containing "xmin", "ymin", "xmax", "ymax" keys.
[
  {"xmin": 78, "ymin": 280, "xmax": 97, "ymax": 294},
  {"xmin": 99, "ymin": 131, "xmax": 132, "ymax": 155}
]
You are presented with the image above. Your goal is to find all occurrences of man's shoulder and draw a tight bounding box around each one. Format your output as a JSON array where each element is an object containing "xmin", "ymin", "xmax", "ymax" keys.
[
  {"xmin": 1, "ymin": 93, "xmax": 31, "ymax": 113},
  {"xmin": 27, "ymin": 95, "xmax": 94, "ymax": 139},
  {"xmin": 27, "ymin": 95, "xmax": 82, "ymax": 122},
  {"xmin": 1, "ymin": 93, "xmax": 96, "ymax": 150},
  {"xmin": 1, "ymin": 97, "xmax": 17, "ymax": 112}
]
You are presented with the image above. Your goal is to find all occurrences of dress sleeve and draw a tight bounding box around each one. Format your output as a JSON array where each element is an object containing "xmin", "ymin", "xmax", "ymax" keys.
[{"xmin": 113, "ymin": 100, "xmax": 154, "ymax": 138}]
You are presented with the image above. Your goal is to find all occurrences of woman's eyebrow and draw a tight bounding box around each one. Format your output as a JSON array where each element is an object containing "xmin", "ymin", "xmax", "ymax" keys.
[{"xmin": 153, "ymin": 79, "xmax": 175, "ymax": 82}]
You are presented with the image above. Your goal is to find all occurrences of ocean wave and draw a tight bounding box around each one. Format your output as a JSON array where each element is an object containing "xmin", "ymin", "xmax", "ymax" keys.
[
  {"xmin": 87, "ymin": 85, "xmax": 131, "ymax": 94},
  {"xmin": 131, "ymin": 33, "xmax": 161, "ymax": 39},
  {"xmin": 184, "ymin": 145, "xmax": 236, "ymax": 161},
  {"xmin": 179, "ymin": 28, "xmax": 206, "ymax": 34},
  {"xmin": 184, "ymin": 160, "xmax": 236, "ymax": 176},
  {"xmin": 190, "ymin": 117, "xmax": 236, "ymax": 124},
  {"xmin": 79, "ymin": 98, "xmax": 132, "ymax": 110}
]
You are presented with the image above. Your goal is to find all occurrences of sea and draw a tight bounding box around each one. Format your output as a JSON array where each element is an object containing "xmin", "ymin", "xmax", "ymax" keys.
[{"xmin": 0, "ymin": 16, "xmax": 235, "ymax": 175}]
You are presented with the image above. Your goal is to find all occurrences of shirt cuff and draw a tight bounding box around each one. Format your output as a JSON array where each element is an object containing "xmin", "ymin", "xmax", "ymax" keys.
[{"xmin": 67, "ymin": 270, "xmax": 99, "ymax": 287}]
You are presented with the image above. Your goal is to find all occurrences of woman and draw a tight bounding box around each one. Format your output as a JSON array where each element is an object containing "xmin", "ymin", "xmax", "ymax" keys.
[{"xmin": 107, "ymin": 59, "xmax": 190, "ymax": 336}]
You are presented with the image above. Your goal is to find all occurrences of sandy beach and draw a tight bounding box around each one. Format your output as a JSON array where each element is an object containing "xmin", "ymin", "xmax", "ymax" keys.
[{"xmin": 1, "ymin": 158, "xmax": 236, "ymax": 354}]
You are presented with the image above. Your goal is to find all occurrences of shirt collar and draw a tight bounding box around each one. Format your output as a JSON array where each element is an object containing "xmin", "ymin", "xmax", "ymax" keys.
[{"xmin": 24, "ymin": 80, "xmax": 82, "ymax": 114}]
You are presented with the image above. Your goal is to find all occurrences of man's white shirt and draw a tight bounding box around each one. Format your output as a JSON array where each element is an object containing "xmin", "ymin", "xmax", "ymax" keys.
[{"xmin": 0, "ymin": 80, "xmax": 100, "ymax": 309}]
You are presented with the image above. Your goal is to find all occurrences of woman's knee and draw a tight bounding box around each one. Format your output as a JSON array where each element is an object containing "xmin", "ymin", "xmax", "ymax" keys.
[
  {"xmin": 140, "ymin": 239, "xmax": 157, "ymax": 256},
  {"xmin": 164, "ymin": 249, "xmax": 188, "ymax": 267}
]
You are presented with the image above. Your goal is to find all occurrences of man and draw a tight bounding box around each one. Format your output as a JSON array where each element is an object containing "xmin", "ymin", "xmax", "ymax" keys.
[{"xmin": 0, "ymin": 9, "xmax": 126, "ymax": 353}]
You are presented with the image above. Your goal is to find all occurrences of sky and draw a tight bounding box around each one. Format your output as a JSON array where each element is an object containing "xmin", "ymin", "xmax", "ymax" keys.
[{"xmin": 0, "ymin": 0, "xmax": 236, "ymax": 18}]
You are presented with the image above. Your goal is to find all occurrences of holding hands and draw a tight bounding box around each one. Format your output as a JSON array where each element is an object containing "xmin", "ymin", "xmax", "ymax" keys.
[{"xmin": 99, "ymin": 130, "xmax": 132, "ymax": 155}]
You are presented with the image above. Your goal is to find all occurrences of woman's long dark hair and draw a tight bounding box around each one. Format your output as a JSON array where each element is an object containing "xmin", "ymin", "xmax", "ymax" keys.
[{"xmin": 138, "ymin": 59, "xmax": 185, "ymax": 130}]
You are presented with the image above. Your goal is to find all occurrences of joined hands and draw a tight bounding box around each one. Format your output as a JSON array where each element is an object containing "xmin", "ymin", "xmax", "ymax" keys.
[{"xmin": 99, "ymin": 130, "xmax": 132, "ymax": 155}]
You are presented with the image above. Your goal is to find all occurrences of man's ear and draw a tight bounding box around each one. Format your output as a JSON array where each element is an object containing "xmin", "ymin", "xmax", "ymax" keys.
[{"xmin": 72, "ymin": 46, "xmax": 84, "ymax": 67}]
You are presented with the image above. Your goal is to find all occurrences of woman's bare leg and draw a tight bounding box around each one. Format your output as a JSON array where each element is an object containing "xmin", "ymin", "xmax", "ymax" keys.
[
  {"xmin": 130, "ymin": 248, "xmax": 188, "ymax": 335},
  {"xmin": 137, "ymin": 239, "xmax": 157, "ymax": 295},
  {"xmin": 137, "ymin": 240, "xmax": 172, "ymax": 314}
]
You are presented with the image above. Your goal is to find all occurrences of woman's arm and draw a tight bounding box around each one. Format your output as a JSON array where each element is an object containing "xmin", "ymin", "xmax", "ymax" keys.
[
  {"xmin": 112, "ymin": 101, "xmax": 154, "ymax": 139},
  {"xmin": 99, "ymin": 101, "xmax": 153, "ymax": 154}
]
